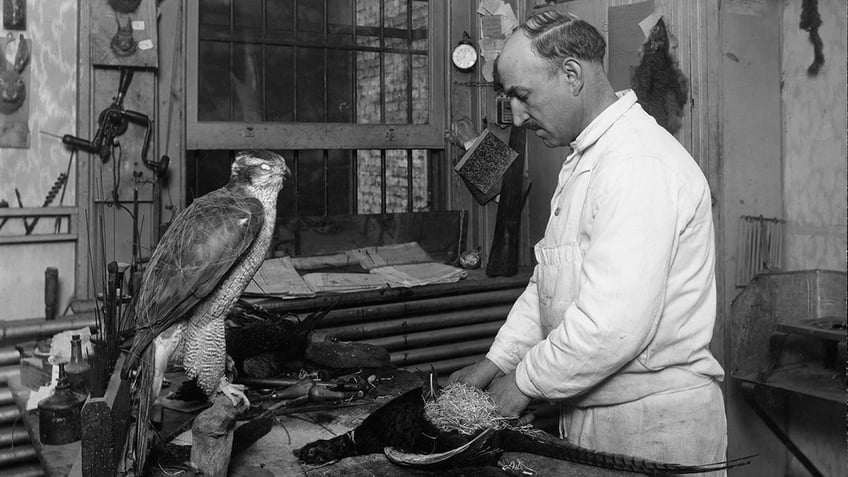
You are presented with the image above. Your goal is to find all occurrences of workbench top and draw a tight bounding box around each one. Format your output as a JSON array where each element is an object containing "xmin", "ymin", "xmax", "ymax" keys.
[{"xmin": 220, "ymin": 370, "xmax": 640, "ymax": 477}]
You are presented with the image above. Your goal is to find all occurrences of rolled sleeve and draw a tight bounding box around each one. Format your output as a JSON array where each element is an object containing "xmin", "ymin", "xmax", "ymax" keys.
[{"xmin": 486, "ymin": 267, "xmax": 544, "ymax": 375}]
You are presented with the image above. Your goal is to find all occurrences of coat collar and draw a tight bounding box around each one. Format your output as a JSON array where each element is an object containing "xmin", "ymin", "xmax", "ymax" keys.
[{"xmin": 569, "ymin": 89, "xmax": 637, "ymax": 154}]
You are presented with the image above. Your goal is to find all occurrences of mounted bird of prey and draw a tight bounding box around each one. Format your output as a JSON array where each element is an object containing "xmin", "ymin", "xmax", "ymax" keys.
[{"xmin": 120, "ymin": 149, "xmax": 289, "ymax": 474}]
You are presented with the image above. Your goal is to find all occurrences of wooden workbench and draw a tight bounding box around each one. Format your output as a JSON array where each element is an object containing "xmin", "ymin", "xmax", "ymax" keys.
[{"xmin": 220, "ymin": 370, "xmax": 640, "ymax": 477}]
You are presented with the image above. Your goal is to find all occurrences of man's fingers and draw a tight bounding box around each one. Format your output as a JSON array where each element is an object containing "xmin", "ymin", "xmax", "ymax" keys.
[{"xmin": 517, "ymin": 412, "xmax": 535, "ymax": 426}]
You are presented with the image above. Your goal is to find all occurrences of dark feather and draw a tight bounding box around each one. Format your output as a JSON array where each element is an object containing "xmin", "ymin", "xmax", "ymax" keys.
[
  {"xmin": 298, "ymin": 383, "xmax": 753, "ymax": 475},
  {"xmin": 226, "ymin": 301, "xmax": 332, "ymax": 376}
]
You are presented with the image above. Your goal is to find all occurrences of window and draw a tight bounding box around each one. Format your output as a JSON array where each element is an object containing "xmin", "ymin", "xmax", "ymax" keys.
[{"xmin": 186, "ymin": 0, "xmax": 446, "ymax": 215}]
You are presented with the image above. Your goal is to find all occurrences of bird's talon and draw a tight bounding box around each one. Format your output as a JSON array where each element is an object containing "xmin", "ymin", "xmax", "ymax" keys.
[{"xmin": 218, "ymin": 378, "xmax": 250, "ymax": 407}]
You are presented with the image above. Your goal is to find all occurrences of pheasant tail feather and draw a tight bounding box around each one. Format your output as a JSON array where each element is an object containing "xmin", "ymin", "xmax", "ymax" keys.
[
  {"xmin": 125, "ymin": 346, "xmax": 155, "ymax": 475},
  {"xmin": 497, "ymin": 429, "xmax": 752, "ymax": 475}
]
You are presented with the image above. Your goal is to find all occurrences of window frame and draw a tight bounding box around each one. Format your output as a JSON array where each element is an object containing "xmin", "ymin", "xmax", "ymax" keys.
[{"xmin": 185, "ymin": 1, "xmax": 447, "ymax": 150}]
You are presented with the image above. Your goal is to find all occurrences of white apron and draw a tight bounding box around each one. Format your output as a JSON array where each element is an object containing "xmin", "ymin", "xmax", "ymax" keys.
[{"xmin": 533, "ymin": 156, "xmax": 727, "ymax": 475}]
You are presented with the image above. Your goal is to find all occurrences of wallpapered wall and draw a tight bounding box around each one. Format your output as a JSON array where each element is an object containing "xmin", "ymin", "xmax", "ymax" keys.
[
  {"xmin": 0, "ymin": 0, "xmax": 77, "ymax": 320},
  {"xmin": 782, "ymin": 0, "xmax": 847, "ymax": 271}
]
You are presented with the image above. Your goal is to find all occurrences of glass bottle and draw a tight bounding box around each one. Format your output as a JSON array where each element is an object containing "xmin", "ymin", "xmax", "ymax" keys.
[
  {"xmin": 65, "ymin": 334, "xmax": 91, "ymax": 396},
  {"xmin": 38, "ymin": 363, "xmax": 85, "ymax": 445}
]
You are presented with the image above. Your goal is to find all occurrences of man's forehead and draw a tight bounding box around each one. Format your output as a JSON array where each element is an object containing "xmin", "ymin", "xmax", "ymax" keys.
[{"xmin": 496, "ymin": 32, "xmax": 542, "ymax": 88}]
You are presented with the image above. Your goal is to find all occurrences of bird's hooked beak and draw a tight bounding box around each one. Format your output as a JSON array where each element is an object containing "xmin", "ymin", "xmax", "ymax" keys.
[{"xmin": 277, "ymin": 159, "xmax": 291, "ymax": 182}]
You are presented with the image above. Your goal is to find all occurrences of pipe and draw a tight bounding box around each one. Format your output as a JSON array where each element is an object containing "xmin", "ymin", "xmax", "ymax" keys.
[
  {"xmin": 0, "ymin": 405, "xmax": 21, "ymax": 425},
  {"xmin": 0, "ymin": 347, "xmax": 21, "ymax": 366},
  {"xmin": 0, "ymin": 464, "xmax": 45, "ymax": 477},
  {"xmin": 389, "ymin": 338, "xmax": 494, "ymax": 366},
  {"xmin": 0, "ymin": 446, "xmax": 38, "ymax": 467},
  {"xmin": 359, "ymin": 321, "xmax": 503, "ymax": 351},
  {"xmin": 313, "ymin": 288, "xmax": 523, "ymax": 327},
  {"xmin": 0, "ymin": 424, "xmax": 30, "ymax": 447},
  {"xmin": 320, "ymin": 305, "xmax": 510, "ymax": 340},
  {"xmin": 0, "ymin": 387, "xmax": 14, "ymax": 405},
  {"xmin": 0, "ymin": 313, "xmax": 98, "ymax": 346},
  {"xmin": 401, "ymin": 354, "xmax": 483, "ymax": 376},
  {"xmin": 257, "ymin": 275, "xmax": 530, "ymax": 314},
  {"xmin": 0, "ymin": 366, "xmax": 20, "ymax": 384}
]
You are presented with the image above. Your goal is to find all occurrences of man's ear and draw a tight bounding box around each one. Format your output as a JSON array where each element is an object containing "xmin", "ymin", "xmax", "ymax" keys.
[{"xmin": 561, "ymin": 58, "xmax": 583, "ymax": 95}]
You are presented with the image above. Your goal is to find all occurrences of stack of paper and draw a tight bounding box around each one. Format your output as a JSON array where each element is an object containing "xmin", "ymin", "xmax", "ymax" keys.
[
  {"xmin": 348, "ymin": 242, "xmax": 434, "ymax": 270},
  {"xmin": 244, "ymin": 256, "xmax": 315, "ymax": 298},
  {"xmin": 371, "ymin": 262, "xmax": 468, "ymax": 288},
  {"xmin": 301, "ymin": 272, "xmax": 392, "ymax": 294}
]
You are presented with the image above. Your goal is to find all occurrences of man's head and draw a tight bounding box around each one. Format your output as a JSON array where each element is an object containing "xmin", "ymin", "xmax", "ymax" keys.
[{"xmin": 496, "ymin": 11, "xmax": 611, "ymax": 147}]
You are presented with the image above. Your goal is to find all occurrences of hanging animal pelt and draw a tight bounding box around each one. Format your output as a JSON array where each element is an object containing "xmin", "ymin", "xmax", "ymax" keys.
[
  {"xmin": 631, "ymin": 17, "xmax": 689, "ymax": 135},
  {"xmin": 800, "ymin": 0, "xmax": 825, "ymax": 76},
  {"xmin": 297, "ymin": 381, "xmax": 753, "ymax": 475}
]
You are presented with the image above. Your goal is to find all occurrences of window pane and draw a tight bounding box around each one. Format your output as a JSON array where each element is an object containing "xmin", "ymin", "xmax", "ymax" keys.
[
  {"xmin": 266, "ymin": 45, "xmax": 294, "ymax": 122},
  {"xmin": 297, "ymin": 47, "xmax": 325, "ymax": 122},
  {"xmin": 357, "ymin": 150, "xmax": 383, "ymax": 214},
  {"xmin": 297, "ymin": 150, "xmax": 325, "ymax": 216},
  {"xmin": 356, "ymin": 51, "xmax": 381, "ymax": 124},
  {"xmin": 297, "ymin": 0, "xmax": 324, "ymax": 42},
  {"xmin": 198, "ymin": 41, "xmax": 231, "ymax": 121},
  {"xmin": 199, "ymin": 0, "xmax": 229, "ymax": 27},
  {"xmin": 385, "ymin": 150, "xmax": 409, "ymax": 213},
  {"xmin": 276, "ymin": 149, "xmax": 297, "ymax": 217},
  {"xmin": 412, "ymin": 149, "xmax": 430, "ymax": 211},
  {"xmin": 384, "ymin": 53, "xmax": 409, "ymax": 124},
  {"xmin": 327, "ymin": 49, "xmax": 354, "ymax": 123},
  {"xmin": 266, "ymin": 0, "xmax": 294, "ymax": 40},
  {"xmin": 234, "ymin": 0, "xmax": 262, "ymax": 28},
  {"xmin": 384, "ymin": 0, "xmax": 407, "ymax": 30},
  {"xmin": 356, "ymin": 0, "xmax": 380, "ymax": 28},
  {"xmin": 412, "ymin": 54, "xmax": 428, "ymax": 124},
  {"xmin": 232, "ymin": 43, "xmax": 264, "ymax": 122},
  {"xmin": 327, "ymin": 150, "xmax": 354, "ymax": 215},
  {"xmin": 196, "ymin": 0, "xmax": 430, "ymax": 127}
]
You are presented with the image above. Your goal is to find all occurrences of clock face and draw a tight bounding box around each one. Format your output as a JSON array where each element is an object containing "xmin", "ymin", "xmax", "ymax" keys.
[{"xmin": 451, "ymin": 42, "xmax": 478, "ymax": 70}]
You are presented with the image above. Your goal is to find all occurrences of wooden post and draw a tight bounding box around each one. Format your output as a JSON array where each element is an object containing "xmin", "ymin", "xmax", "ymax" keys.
[
  {"xmin": 191, "ymin": 394, "xmax": 248, "ymax": 477},
  {"xmin": 486, "ymin": 126, "xmax": 527, "ymax": 277},
  {"xmin": 68, "ymin": 354, "xmax": 132, "ymax": 477}
]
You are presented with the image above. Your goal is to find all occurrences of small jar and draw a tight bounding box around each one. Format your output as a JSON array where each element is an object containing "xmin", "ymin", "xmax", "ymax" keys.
[{"xmin": 38, "ymin": 363, "xmax": 85, "ymax": 445}]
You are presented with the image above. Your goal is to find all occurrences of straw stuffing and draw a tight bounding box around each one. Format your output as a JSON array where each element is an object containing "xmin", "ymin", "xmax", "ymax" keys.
[{"xmin": 424, "ymin": 383, "xmax": 510, "ymax": 435}]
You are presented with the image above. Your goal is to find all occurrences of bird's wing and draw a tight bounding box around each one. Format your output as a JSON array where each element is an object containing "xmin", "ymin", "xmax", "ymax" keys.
[{"xmin": 123, "ymin": 188, "xmax": 264, "ymax": 374}]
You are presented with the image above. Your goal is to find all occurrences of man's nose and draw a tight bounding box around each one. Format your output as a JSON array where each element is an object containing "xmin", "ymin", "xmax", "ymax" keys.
[{"xmin": 510, "ymin": 98, "xmax": 529, "ymax": 127}]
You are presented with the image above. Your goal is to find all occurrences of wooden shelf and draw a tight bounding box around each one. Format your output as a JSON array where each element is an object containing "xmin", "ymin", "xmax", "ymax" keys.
[
  {"xmin": 732, "ymin": 363, "xmax": 846, "ymax": 404},
  {"xmin": 776, "ymin": 318, "xmax": 846, "ymax": 342}
]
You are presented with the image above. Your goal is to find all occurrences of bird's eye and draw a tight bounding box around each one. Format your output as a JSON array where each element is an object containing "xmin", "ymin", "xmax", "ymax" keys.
[{"xmin": 259, "ymin": 164, "xmax": 272, "ymax": 171}]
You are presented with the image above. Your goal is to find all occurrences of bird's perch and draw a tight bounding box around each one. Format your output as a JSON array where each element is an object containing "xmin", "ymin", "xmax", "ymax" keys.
[{"xmin": 190, "ymin": 394, "xmax": 249, "ymax": 477}]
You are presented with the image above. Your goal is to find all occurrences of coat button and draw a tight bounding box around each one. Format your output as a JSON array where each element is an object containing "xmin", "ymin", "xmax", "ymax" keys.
[{"xmin": 554, "ymin": 207, "xmax": 561, "ymax": 216}]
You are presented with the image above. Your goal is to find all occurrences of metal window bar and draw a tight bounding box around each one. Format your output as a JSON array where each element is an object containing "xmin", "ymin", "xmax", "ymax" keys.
[
  {"xmin": 292, "ymin": 150, "xmax": 300, "ymax": 215},
  {"xmin": 322, "ymin": 150, "xmax": 329, "ymax": 216},
  {"xmin": 380, "ymin": 150, "xmax": 387, "ymax": 213},
  {"xmin": 379, "ymin": 0, "xmax": 386, "ymax": 126},
  {"xmin": 735, "ymin": 215, "xmax": 785, "ymax": 287},
  {"xmin": 407, "ymin": 150, "xmax": 414, "ymax": 212}
]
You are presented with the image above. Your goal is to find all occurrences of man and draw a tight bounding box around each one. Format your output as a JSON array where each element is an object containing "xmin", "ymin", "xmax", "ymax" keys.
[{"xmin": 450, "ymin": 11, "xmax": 727, "ymax": 471}]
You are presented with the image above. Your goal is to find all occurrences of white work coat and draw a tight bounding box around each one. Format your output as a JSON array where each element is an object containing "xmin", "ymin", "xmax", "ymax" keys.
[{"xmin": 486, "ymin": 90, "xmax": 725, "ymax": 407}]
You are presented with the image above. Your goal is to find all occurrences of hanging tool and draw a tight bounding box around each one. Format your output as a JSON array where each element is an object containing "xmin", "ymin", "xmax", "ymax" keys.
[{"xmin": 61, "ymin": 67, "xmax": 168, "ymax": 178}]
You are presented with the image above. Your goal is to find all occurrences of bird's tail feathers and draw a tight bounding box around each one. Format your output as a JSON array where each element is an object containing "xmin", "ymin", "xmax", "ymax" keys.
[
  {"xmin": 299, "ymin": 297, "xmax": 339, "ymax": 330},
  {"xmin": 125, "ymin": 345, "xmax": 156, "ymax": 475},
  {"xmin": 497, "ymin": 429, "xmax": 754, "ymax": 475}
]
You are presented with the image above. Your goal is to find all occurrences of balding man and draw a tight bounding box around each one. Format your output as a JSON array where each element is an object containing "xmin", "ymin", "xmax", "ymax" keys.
[{"xmin": 450, "ymin": 11, "xmax": 727, "ymax": 474}]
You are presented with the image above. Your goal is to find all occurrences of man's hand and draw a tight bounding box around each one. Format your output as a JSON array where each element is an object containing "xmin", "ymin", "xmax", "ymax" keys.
[
  {"xmin": 448, "ymin": 358, "xmax": 504, "ymax": 389},
  {"xmin": 487, "ymin": 370, "xmax": 532, "ymax": 418}
]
